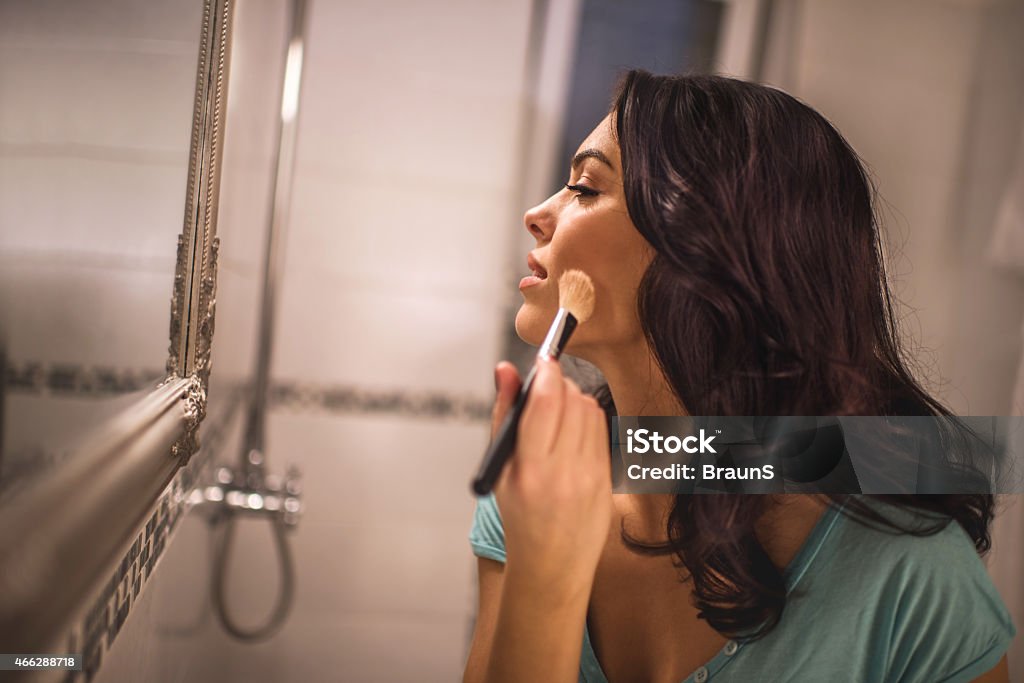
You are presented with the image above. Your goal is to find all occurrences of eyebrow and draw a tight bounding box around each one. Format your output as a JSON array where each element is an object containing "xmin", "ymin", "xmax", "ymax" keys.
[{"xmin": 571, "ymin": 148, "xmax": 614, "ymax": 171}]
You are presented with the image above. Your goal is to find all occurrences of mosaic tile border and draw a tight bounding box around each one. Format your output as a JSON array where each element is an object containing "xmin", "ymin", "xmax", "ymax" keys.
[
  {"xmin": 5, "ymin": 362, "xmax": 492, "ymax": 423},
  {"xmin": 56, "ymin": 391, "xmax": 241, "ymax": 683}
]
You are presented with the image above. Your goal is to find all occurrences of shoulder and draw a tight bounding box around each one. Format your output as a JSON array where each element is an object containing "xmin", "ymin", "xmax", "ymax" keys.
[
  {"xmin": 469, "ymin": 493, "xmax": 506, "ymax": 563},
  {"xmin": 831, "ymin": 498, "xmax": 999, "ymax": 586},
  {"xmin": 817, "ymin": 498, "xmax": 1016, "ymax": 682}
]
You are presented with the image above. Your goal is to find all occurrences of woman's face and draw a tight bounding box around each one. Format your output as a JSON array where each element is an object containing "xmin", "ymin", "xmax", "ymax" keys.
[{"xmin": 515, "ymin": 114, "xmax": 655, "ymax": 359}]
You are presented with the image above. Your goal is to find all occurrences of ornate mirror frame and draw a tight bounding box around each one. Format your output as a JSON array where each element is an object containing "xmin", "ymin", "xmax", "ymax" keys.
[
  {"xmin": 0, "ymin": 0, "xmax": 235, "ymax": 666},
  {"xmin": 166, "ymin": 0, "xmax": 233, "ymax": 464}
]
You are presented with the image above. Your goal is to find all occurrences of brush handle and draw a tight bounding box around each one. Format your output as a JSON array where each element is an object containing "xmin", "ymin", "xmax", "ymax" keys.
[
  {"xmin": 471, "ymin": 309, "xmax": 578, "ymax": 496},
  {"xmin": 471, "ymin": 364, "xmax": 539, "ymax": 496}
]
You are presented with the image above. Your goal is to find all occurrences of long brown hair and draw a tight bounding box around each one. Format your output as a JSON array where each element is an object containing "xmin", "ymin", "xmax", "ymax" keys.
[{"xmin": 601, "ymin": 70, "xmax": 993, "ymax": 640}]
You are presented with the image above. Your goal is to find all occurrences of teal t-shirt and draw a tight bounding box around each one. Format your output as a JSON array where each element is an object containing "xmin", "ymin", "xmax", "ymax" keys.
[{"xmin": 469, "ymin": 495, "xmax": 1016, "ymax": 683}]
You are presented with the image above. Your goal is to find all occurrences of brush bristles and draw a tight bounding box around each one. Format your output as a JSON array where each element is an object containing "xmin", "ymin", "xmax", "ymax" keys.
[{"xmin": 558, "ymin": 269, "xmax": 595, "ymax": 323}]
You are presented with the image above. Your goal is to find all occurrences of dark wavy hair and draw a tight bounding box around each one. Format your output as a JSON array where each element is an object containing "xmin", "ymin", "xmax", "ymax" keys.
[{"xmin": 599, "ymin": 70, "xmax": 994, "ymax": 640}]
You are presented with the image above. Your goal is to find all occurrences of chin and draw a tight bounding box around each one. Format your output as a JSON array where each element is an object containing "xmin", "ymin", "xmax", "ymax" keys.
[
  {"xmin": 514, "ymin": 303, "xmax": 550, "ymax": 347},
  {"xmin": 514, "ymin": 302, "xmax": 598, "ymax": 364}
]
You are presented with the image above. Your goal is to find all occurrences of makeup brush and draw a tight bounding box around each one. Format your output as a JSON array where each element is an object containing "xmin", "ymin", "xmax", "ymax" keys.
[{"xmin": 472, "ymin": 269, "xmax": 596, "ymax": 496}]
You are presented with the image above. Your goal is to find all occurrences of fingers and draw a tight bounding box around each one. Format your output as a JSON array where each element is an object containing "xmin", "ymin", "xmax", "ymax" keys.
[
  {"xmin": 518, "ymin": 358, "xmax": 565, "ymax": 458},
  {"xmin": 554, "ymin": 373, "xmax": 586, "ymax": 455},
  {"xmin": 490, "ymin": 361, "xmax": 522, "ymax": 440},
  {"xmin": 583, "ymin": 397, "xmax": 609, "ymax": 470},
  {"xmin": 493, "ymin": 358, "xmax": 606, "ymax": 479}
]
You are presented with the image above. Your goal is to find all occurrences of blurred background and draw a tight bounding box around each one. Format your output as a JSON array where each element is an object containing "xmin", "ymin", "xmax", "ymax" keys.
[{"xmin": 1, "ymin": 0, "xmax": 1023, "ymax": 681}]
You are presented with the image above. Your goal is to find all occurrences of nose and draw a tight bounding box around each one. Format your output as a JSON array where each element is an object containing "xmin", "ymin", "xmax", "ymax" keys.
[{"xmin": 523, "ymin": 195, "xmax": 555, "ymax": 242}]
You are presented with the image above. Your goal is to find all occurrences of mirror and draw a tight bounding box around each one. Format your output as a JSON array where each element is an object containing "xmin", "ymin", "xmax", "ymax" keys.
[
  {"xmin": 0, "ymin": 0, "xmax": 233, "ymax": 659},
  {"xmin": 0, "ymin": 0, "xmax": 203, "ymax": 493}
]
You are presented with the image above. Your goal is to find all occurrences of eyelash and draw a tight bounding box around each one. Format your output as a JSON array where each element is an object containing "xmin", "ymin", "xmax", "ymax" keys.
[{"xmin": 565, "ymin": 183, "xmax": 599, "ymax": 199}]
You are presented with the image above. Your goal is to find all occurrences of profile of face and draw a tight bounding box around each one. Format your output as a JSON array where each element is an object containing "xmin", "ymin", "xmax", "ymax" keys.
[{"xmin": 515, "ymin": 114, "xmax": 655, "ymax": 363}]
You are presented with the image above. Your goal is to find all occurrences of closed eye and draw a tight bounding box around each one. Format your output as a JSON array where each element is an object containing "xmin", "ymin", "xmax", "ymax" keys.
[{"xmin": 565, "ymin": 183, "xmax": 600, "ymax": 198}]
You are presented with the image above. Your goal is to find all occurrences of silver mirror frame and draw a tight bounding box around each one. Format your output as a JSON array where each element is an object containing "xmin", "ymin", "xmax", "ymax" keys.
[
  {"xmin": 0, "ymin": 0, "xmax": 235, "ymax": 661},
  {"xmin": 167, "ymin": 0, "xmax": 234, "ymax": 458}
]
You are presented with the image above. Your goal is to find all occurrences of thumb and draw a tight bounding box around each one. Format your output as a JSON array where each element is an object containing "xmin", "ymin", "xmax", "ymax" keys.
[{"xmin": 490, "ymin": 361, "xmax": 522, "ymax": 440}]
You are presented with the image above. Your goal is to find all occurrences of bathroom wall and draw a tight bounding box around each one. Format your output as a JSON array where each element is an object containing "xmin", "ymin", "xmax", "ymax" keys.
[{"xmin": 182, "ymin": 1, "xmax": 542, "ymax": 679}]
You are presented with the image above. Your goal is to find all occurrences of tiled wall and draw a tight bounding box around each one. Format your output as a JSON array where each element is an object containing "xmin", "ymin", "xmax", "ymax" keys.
[
  {"xmin": 177, "ymin": 1, "xmax": 540, "ymax": 680},
  {"xmin": 249, "ymin": 0, "xmax": 534, "ymax": 672},
  {"xmin": 207, "ymin": 0, "xmax": 290, "ymax": 390}
]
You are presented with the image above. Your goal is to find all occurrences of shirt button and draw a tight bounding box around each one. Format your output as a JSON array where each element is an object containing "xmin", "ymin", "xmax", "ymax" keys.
[
  {"xmin": 724, "ymin": 640, "xmax": 739, "ymax": 656},
  {"xmin": 694, "ymin": 666, "xmax": 709, "ymax": 683}
]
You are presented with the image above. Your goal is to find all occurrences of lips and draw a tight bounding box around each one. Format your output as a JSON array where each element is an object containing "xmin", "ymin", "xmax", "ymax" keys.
[
  {"xmin": 527, "ymin": 253, "xmax": 548, "ymax": 280},
  {"xmin": 519, "ymin": 253, "xmax": 549, "ymax": 291}
]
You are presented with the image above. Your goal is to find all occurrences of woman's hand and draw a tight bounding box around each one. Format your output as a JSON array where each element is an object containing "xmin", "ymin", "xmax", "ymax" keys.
[
  {"xmin": 464, "ymin": 360, "xmax": 612, "ymax": 683},
  {"xmin": 490, "ymin": 359, "xmax": 613, "ymax": 600}
]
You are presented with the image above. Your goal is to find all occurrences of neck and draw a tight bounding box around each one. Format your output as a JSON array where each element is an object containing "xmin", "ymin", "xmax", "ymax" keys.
[
  {"xmin": 587, "ymin": 338, "xmax": 684, "ymax": 417},
  {"xmin": 577, "ymin": 338, "xmax": 685, "ymax": 533}
]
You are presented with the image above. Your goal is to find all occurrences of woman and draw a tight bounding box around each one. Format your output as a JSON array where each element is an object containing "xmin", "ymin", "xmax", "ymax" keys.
[{"xmin": 463, "ymin": 71, "xmax": 1015, "ymax": 683}]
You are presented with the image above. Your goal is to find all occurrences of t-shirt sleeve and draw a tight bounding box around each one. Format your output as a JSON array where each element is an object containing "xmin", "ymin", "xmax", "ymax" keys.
[
  {"xmin": 469, "ymin": 493, "xmax": 507, "ymax": 563},
  {"xmin": 880, "ymin": 521, "xmax": 1016, "ymax": 683}
]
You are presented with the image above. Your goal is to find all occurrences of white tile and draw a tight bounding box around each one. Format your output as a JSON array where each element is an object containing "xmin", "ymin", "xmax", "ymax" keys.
[
  {"xmin": 267, "ymin": 411, "xmax": 487, "ymax": 529},
  {"xmin": 225, "ymin": 0, "xmax": 290, "ymax": 141},
  {"xmin": 215, "ymin": 159, "xmax": 275, "ymax": 269},
  {"xmin": 283, "ymin": 168, "xmax": 513, "ymax": 297},
  {"xmin": 204, "ymin": 412, "xmax": 487, "ymax": 620},
  {"xmin": 0, "ymin": 156, "xmax": 188, "ymax": 259},
  {"xmin": 279, "ymin": 612, "xmax": 468, "ymax": 683},
  {"xmin": 221, "ymin": 514, "xmax": 477, "ymax": 621},
  {"xmin": 0, "ymin": 262, "xmax": 174, "ymax": 367},
  {"xmin": 294, "ymin": 68, "xmax": 525, "ymax": 193},
  {"xmin": 294, "ymin": 0, "xmax": 531, "ymax": 192},
  {"xmin": 0, "ymin": 44, "xmax": 197, "ymax": 154},
  {"xmin": 214, "ymin": 0, "xmax": 291, "ymax": 271},
  {"xmin": 305, "ymin": 0, "xmax": 530, "ymax": 94},
  {"xmin": 207, "ymin": 266, "xmax": 262, "ymax": 382},
  {"xmin": 271, "ymin": 266, "xmax": 505, "ymax": 392},
  {"xmin": 796, "ymin": 0, "xmax": 978, "ymax": 84},
  {"xmin": 212, "ymin": 612, "xmax": 469, "ymax": 683},
  {"xmin": 0, "ymin": 0, "xmax": 204, "ymax": 45},
  {"xmin": 794, "ymin": 1, "xmax": 978, "ymax": 176}
]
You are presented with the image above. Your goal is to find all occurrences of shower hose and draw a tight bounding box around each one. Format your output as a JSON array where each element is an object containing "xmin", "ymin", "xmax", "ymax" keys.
[{"xmin": 211, "ymin": 510, "xmax": 295, "ymax": 641}]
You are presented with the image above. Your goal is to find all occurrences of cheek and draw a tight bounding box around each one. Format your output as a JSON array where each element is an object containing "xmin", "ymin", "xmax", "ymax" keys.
[
  {"xmin": 550, "ymin": 221, "xmax": 624, "ymax": 287},
  {"xmin": 552, "ymin": 223, "xmax": 651, "ymax": 345}
]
